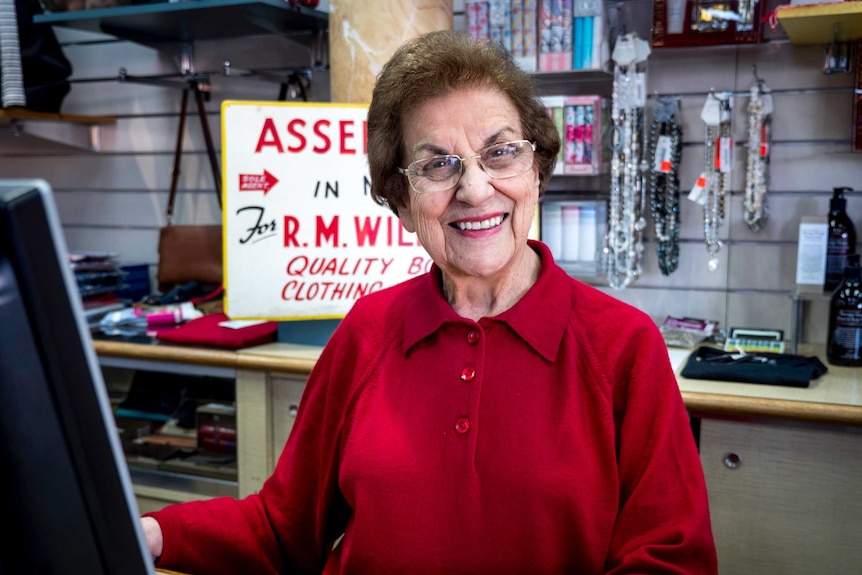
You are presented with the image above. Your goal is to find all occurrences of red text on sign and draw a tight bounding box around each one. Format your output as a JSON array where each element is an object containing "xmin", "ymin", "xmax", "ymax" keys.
[
  {"xmin": 355, "ymin": 216, "xmax": 417, "ymax": 247},
  {"xmin": 254, "ymin": 117, "xmax": 367, "ymax": 155},
  {"xmin": 283, "ymin": 215, "xmax": 418, "ymax": 248}
]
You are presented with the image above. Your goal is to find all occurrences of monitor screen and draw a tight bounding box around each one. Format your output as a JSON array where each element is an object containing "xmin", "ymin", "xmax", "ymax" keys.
[{"xmin": 0, "ymin": 179, "xmax": 154, "ymax": 574}]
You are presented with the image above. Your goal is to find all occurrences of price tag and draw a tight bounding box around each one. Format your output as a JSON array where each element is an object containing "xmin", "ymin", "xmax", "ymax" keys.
[
  {"xmin": 762, "ymin": 92, "xmax": 774, "ymax": 115},
  {"xmin": 700, "ymin": 94, "xmax": 721, "ymax": 126},
  {"xmin": 635, "ymin": 72, "xmax": 647, "ymax": 107},
  {"xmin": 717, "ymin": 136, "xmax": 733, "ymax": 173},
  {"xmin": 633, "ymin": 35, "xmax": 652, "ymax": 63},
  {"xmin": 653, "ymin": 135, "xmax": 673, "ymax": 173},
  {"xmin": 612, "ymin": 34, "xmax": 636, "ymax": 66},
  {"xmin": 688, "ymin": 172, "xmax": 711, "ymax": 204}
]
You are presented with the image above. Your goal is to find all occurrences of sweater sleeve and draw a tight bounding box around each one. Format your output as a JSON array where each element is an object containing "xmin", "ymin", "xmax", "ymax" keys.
[
  {"xmin": 148, "ymin": 316, "xmax": 364, "ymax": 575},
  {"xmin": 604, "ymin": 320, "xmax": 718, "ymax": 575}
]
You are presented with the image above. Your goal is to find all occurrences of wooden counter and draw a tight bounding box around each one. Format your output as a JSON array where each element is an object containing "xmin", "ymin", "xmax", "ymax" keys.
[
  {"xmin": 95, "ymin": 339, "xmax": 862, "ymax": 427},
  {"xmin": 96, "ymin": 339, "xmax": 862, "ymax": 573},
  {"xmin": 674, "ymin": 343, "xmax": 862, "ymax": 427},
  {"xmin": 93, "ymin": 339, "xmax": 319, "ymax": 375}
]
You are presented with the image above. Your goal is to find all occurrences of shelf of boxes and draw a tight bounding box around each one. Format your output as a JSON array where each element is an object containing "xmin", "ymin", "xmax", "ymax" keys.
[{"xmin": 540, "ymin": 198, "xmax": 607, "ymax": 277}]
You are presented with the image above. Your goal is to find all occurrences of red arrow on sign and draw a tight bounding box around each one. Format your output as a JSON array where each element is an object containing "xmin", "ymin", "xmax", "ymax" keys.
[{"xmin": 238, "ymin": 170, "xmax": 279, "ymax": 195}]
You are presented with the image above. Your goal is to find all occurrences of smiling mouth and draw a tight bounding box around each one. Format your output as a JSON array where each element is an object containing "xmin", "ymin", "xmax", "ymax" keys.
[{"xmin": 453, "ymin": 214, "xmax": 506, "ymax": 231}]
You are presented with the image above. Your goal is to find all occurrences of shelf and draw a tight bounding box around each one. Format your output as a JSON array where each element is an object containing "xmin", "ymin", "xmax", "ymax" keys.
[
  {"xmin": 34, "ymin": 0, "xmax": 327, "ymax": 45},
  {"xmin": 544, "ymin": 174, "xmax": 609, "ymax": 195},
  {"xmin": 129, "ymin": 464, "xmax": 237, "ymax": 500},
  {"xmin": 0, "ymin": 109, "xmax": 116, "ymax": 152},
  {"xmin": 775, "ymin": 1, "xmax": 862, "ymax": 45},
  {"xmin": 0, "ymin": 109, "xmax": 115, "ymax": 125},
  {"xmin": 534, "ymin": 69, "xmax": 613, "ymax": 97}
]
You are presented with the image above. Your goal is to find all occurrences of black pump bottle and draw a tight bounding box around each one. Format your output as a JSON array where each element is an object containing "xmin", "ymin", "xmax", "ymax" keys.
[
  {"xmin": 825, "ymin": 187, "xmax": 857, "ymax": 292},
  {"xmin": 827, "ymin": 253, "xmax": 862, "ymax": 366}
]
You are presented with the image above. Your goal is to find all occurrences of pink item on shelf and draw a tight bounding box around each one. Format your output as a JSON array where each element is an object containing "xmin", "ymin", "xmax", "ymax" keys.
[
  {"xmin": 564, "ymin": 105, "xmax": 576, "ymax": 164},
  {"xmin": 538, "ymin": 0, "xmax": 573, "ymax": 71},
  {"xmin": 489, "ymin": 0, "xmax": 512, "ymax": 53},
  {"xmin": 468, "ymin": 1, "xmax": 490, "ymax": 40},
  {"xmin": 563, "ymin": 95, "xmax": 603, "ymax": 175},
  {"xmin": 523, "ymin": 0, "xmax": 537, "ymax": 56},
  {"xmin": 511, "ymin": 0, "xmax": 524, "ymax": 57}
]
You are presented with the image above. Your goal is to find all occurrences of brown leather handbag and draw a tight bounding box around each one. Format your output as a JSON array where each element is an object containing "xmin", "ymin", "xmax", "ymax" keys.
[
  {"xmin": 157, "ymin": 224, "xmax": 222, "ymax": 290},
  {"xmin": 156, "ymin": 83, "xmax": 223, "ymax": 292}
]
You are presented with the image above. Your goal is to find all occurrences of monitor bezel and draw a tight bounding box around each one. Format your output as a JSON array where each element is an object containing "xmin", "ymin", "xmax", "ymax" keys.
[{"xmin": 0, "ymin": 179, "xmax": 154, "ymax": 574}]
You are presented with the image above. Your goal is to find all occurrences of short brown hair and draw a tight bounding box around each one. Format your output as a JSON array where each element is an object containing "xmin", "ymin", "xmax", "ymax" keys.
[{"xmin": 367, "ymin": 30, "xmax": 560, "ymax": 215}]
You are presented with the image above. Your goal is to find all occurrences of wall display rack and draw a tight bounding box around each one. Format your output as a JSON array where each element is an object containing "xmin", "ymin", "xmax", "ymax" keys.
[
  {"xmin": 24, "ymin": 0, "xmax": 327, "ymax": 506},
  {"xmin": 33, "ymin": 0, "xmax": 327, "ymax": 47},
  {"xmin": 534, "ymin": 70, "xmax": 613, "ymax": 278},
  {"xmin": 0, "ymin": 108, "xmax": 115, "ymax": 151},
  {"xmin": 12, "ymin": 0, "xmax": 327, "ymax": 153}
]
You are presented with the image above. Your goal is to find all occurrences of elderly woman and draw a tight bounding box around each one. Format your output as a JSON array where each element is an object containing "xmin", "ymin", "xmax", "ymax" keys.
[{"xmin": 143, "ymin": 30, "xmax": 717, "ymax": 574}]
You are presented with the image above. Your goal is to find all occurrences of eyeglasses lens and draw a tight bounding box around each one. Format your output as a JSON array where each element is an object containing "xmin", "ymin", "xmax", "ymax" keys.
[{"xmin": 406, "ymin": 140, "xmax": 533, "ymax": 193}]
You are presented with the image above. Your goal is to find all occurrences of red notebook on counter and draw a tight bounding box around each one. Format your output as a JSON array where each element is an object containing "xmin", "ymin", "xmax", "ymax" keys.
[{"xmin": 155, "ymin": 313, "xmax": 277, "ymax": 350}]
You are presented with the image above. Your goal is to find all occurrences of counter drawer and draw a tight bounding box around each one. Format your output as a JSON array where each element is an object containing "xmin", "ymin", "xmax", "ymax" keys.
[{"xmin": 700, "ymin": 417, "xmax": 862, "ymax": 574}]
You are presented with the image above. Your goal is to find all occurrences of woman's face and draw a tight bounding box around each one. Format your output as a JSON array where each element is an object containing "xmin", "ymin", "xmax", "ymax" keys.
[{"xmin": 397, "ymin": 88, "xmax": 540, "ymax": 283}]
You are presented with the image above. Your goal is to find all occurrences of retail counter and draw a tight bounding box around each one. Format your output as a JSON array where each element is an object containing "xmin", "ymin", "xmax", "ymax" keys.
[
  {"xmin": 95, "ymin": 339, "xmax": 862, "ymax": 425},
  {"xmin": 94, "ymin": 340, "xmax": 862, "ymax": 575}
]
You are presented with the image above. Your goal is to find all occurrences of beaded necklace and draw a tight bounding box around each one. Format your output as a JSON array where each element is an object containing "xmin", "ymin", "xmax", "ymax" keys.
[
  {"xmin": 605, "ymin": 33, "xmax": 650, "ymax": 289},
  {"xmin": 647, "ymin": 96, "xmax": 683, "ymax": 276},
  {"xmin": 743, "ymin": 78, "xmax": 772, "ymax": 232},
  {"xmin": 698, "ymin": 91, "xmax": 732, "ymax": 272}
]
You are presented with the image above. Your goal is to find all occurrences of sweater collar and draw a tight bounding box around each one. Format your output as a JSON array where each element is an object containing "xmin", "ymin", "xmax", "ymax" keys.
[{"xmin": 402, "ymin": 240, "xmax": 569, "ymax": 362}]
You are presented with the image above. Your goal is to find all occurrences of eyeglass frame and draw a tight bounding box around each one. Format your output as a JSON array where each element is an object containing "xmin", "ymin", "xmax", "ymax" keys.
[{"xmin": 396, "ymin": 139, "xmax": 537, "ymax": 194}]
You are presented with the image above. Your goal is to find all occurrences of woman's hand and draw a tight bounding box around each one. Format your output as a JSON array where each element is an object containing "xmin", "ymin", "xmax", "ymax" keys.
[{"xmin": 141, "ymin": 516, "xmax": 164, "ymax": 560}]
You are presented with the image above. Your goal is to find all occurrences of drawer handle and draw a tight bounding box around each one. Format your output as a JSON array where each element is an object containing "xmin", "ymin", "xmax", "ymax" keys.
[{"xmin": 723, "ymin": 452, "xmax": 742, "ymax": 469}]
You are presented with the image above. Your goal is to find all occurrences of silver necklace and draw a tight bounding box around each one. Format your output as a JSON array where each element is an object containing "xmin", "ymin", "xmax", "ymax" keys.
[
  {"xmin": 605, "ymin": 33, "xmax": 650, "ymax": 289},
  {"xmin": 744, "ymin": 77, "xmax": 772, "ymax": 232},
  {"xmin": 699, "ymin": 91, "xmax": 732, "ymax": 272}
]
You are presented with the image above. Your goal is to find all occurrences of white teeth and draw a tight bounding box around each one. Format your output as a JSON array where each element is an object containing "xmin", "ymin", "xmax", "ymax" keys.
[{"xmin": 456, "ymin": 215, "xmax": 503, "ymax": 231}]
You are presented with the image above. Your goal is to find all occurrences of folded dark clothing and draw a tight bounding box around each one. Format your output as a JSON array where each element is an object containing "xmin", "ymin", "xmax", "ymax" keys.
[{"xmin": 680, "ymin": 346, "xmax": 827, "ymax": 388}]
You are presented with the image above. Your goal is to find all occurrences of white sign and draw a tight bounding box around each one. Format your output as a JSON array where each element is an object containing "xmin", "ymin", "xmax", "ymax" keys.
[
  {"xmin": 795, "ymin": 216, "xmax": 828, "ymax": 293},
  {"xmin": 222, "ymin": 101, "xmax": 429, "ymax": 320}
]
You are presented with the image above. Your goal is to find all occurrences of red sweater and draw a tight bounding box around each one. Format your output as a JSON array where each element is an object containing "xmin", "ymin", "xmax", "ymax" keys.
[{"xmin": 151, "ymin": 241, "xmax": 717, "ymax": 574}]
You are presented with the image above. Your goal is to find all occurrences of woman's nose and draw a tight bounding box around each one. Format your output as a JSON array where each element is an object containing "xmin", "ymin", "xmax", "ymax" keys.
[{"xmin": 454, "ymin": 159, "xmax": 494, "ymax": 204}]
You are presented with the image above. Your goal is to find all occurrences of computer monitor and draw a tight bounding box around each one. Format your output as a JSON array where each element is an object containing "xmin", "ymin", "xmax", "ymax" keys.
[{"xmin": 0, "ymin": 179, "xmax": 154, "ymax": 574}]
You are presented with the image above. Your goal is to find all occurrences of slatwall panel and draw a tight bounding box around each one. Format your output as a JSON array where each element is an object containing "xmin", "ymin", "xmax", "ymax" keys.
[
  {"xmin": 0, "ymin": 24, "xmax": 330, "ymax": 285},
  {"xmin": 1, "ymin": 1, "xmax": 860, "ymax": 346},
  {"xmin": 598, "ymin": 38, "xmax": 861, "ymax": 344}
]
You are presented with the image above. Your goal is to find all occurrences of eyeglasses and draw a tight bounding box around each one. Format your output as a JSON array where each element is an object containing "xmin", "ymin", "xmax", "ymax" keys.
[{"xmin": 397, "ymin": 140, "xmax": 536, "ymax": 194}]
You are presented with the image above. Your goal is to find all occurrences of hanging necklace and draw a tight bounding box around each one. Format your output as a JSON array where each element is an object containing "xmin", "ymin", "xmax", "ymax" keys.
[
  {"xmin": 697, "ymin": 91, "xmax": 732, "ymax": 272},
  {"xmin": 648, "ymin": 96, "xmax": 683, "ymax": 276},
  {"xmin": 605, "ymin": 33, "xmax": 650, "ymax": 290},
  {"xmin": 744, "ymin": 71, "xmax": 772, "ymax": 232}
]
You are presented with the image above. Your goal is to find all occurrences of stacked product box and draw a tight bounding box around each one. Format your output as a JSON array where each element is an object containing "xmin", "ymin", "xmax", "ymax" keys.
[
  {"xmin": 572, "ymin": 0, "xmax": 604, "ymax": 70},
  {"xmin": 541, "ymin": 95, "xmax": 566, "ymax": 175},
  {"xmin": 538, "ymin": 0, "xmax": 572, "ymax": 71},
  {"xmin": 115, "ymin": 263, "xmax": 151, "ymax": 302},
  {"xmin": 468, "ymin": 1, "xmax": 604, "ymax": 72},
  {"xmin": 540, "ymin": 199, "xmax": 607, "ymax": 275},
  {"xmin": 562, "ymin": 95, "xmax": 603, "ymax": 175},
  {"xmin": 543, "ymin": 94, "xmax": 606, "ymax": 175},
  {"xmin": 467, "ymin": 0, "xmax": 538, "ymax": 71}
]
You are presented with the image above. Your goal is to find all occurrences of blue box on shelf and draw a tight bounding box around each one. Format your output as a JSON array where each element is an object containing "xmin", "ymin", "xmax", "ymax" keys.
[{"xmin": 114, "ymin": 263, "xmax": 151, "ymax": 301}]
